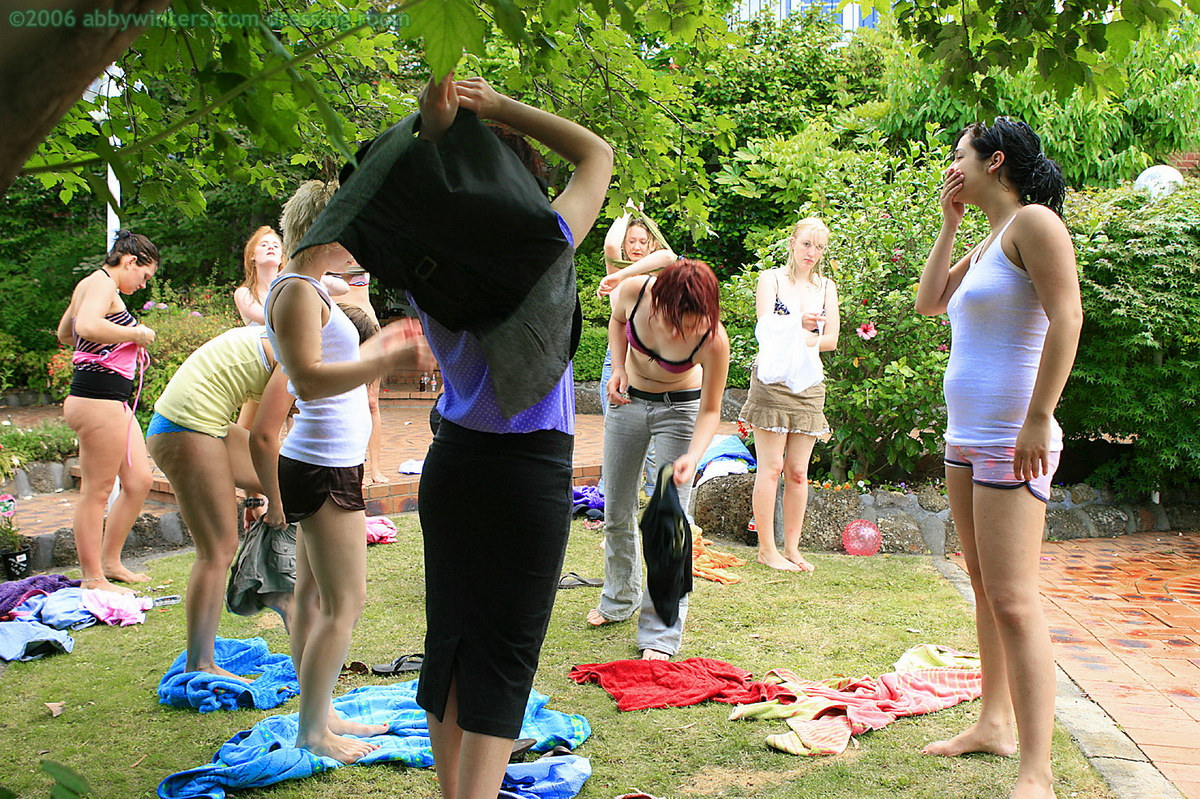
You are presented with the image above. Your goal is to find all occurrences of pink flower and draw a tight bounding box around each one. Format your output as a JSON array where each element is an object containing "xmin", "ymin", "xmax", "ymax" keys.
[
  {"xmin": 857, "ymin": 322, "xmax": 877, "ymax": 341},
  {"xmin": 142, "ymin": 301, "xmax": 155, "ymax": 310},
  {"xmin": 190, "ymin": 311, "xmax": 203, "ymax": 317},
  {"xmin": 0, "ymin": 493, "xmax": 15, "ymax": 517},
  {"xmin": 937, "ymin": 344, "xmax": 948, "ymax": 352}
]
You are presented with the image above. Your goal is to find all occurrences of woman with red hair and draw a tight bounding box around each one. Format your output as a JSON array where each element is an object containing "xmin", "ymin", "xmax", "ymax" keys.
[{"xmin": 589, "ymin": 258, "xmax": 730, "ymax": 659}]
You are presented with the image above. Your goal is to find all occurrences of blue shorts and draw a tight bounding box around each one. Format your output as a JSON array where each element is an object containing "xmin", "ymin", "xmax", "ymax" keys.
[{"xmin": 146, "ymin": 411, "xmax": 209, "ymax": 439}]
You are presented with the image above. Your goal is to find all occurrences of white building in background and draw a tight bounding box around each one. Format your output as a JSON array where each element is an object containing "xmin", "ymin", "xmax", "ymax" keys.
[{"xmin": 731, "ymin": 0, "xmax": 879, "ymax": 29}]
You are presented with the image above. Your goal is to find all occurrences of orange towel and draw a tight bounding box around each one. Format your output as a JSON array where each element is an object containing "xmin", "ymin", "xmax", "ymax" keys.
[{"xmin": 692, "ymin": 536, "xmax": 746, "ymax": 584}]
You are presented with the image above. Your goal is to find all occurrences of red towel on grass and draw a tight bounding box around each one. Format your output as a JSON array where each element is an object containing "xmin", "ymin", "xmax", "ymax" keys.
[{"xmin": 568, "ymin": 657, "xmax": 794, "ymax": 711}]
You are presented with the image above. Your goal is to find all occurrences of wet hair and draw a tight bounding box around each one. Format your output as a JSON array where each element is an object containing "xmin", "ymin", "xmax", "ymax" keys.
[
  {"xmin": 280, "ymin": 180, "xmax": 339, "ymax": 257},
  {"xmin": 337, "ymin": 303, "xmax": 379, "ymax": 344},
  {"xmin": 961, "ymin": 117, "xmax": 1066, "ymax": 217},
  {"xmin": 787, "ymin": 217, "xmax": 830, "ymax": 285},
  {"xmin": 104, "ymin": 230, "xmax": 158, "ymax": 268},
  {"xmin": 241, "ymin": 226, "xmax": 285, "ymax": 303},
  {"xmin": 623, "ymin": 220, "xmax": 662, "ymax": 260},
  {"xmin": 650, "ymin": 258, "xmax": 721, "ymax": 334}
]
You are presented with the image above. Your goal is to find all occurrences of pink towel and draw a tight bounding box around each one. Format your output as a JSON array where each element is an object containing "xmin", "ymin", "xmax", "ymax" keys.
[
  {"xmin": 569, "ymin": 657, "xmax": 794, "ymax": 711},
  {"xmin": 365, "ymin": 515, "xmax": 397, "ymax": 544},
  {"xmin": 80, "ymin": 589, "xmax": 153, "ymax": 626}
]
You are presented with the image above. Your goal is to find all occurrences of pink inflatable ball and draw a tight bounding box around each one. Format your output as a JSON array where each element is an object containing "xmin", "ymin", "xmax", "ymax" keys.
[{"xmin": 842, "ymin": 519, "xmax": 881, "ymax": 556}]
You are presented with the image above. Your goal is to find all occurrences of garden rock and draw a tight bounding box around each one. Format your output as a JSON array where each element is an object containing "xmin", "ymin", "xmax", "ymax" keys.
[
  {"xmin": 944, "ymin": 516, "xmax": 960, "ymax": 555},
  {"xmin": 1083, "ymin": 505, "xmax": 1129, "ymax": 537},
  {"xmin": 917, "ymin": 483, "xmax": 949, "ymax": 513},
  {"xmin": 878, "ymin": 512, "xmax": 926, "ymax": 554},
  {"xmin": 573, "ymin": 383, "xmax": 603, "ymax": 416},
  {"xmin": 52, "ymin": 526, "xmax": 75, "ymax": 566},
  {"xmin": 1069, "ymin": 483, "xmax": 1098, "ymax": 504},
  {"xmin": 1049, "ymin": 486, "xmax": 1067, "ymax": 503},
  {"xmin": 158, "ymin": 512, "xmax": 193, "ymax": 547},
  {"xmin": 1165, "ymin": 504, "xmax": 1200, "ymax": 532},
  {"xmin": 721, "ymin": 388, "xmax": 747, "ymax": 422},
  {"xmin": 23, "ymin": 462, "xmax": 61, "ymax": 494},
  {"xmin": 1046, "ymin": 508, "xmax": 1092, "ymax": 540},
  {"xmin": 693, "ymin": 473, "xmax": 755, "ymax": 544},
  {"xmin": 919, "ymin": 515, "xmax": 946, "ymax": 557},
  {"xmin": 801, "ymin": 489, "xmax": 862, "ymax": 551},
  {"xmin": 874, "ymin": 489, "xmax": 914, "ymax": 510}
]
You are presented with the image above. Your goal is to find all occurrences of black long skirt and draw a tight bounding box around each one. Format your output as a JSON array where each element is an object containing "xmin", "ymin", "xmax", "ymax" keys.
[{"xmin": 416, "ymin": 419, "xmax": 573, "ymax": 739}]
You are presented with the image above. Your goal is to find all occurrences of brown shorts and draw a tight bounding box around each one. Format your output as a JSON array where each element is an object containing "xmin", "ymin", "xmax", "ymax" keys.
[{"xmin": 277, "ymin": 455, "xmax": 365, "ymax": 523}]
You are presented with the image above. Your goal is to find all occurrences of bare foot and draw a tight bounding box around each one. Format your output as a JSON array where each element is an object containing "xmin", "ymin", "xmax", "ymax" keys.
[
  {"xmin": 641, "ymin": 649, "xmax": 670, "ymax": 661},
  {"xmin": 296, "ymin": 730, "xmax": 379, "ymax": 764},
  {"xmin": 365, "ymin": 472, "xmax": 390, "ymax": 486},
  {"xmin": 327, "ymin": 709, "xmax": 389, "ymax": 737},
  {"xmin": 758, "ymin": 551, "xmax": 801, "ymax": 571},
  {"xmin": 587, "ymin": 608, "xmax": 619, "ymax": 627},
  {"xmin": 79, "ymin": 576, "xmax": 135, "ymax": 595},
  {"xmin": 191, "ymin": 663, "xmax": 252, "ymax": 683},
  {"xmin": 922, "ymin": 722, "xmax": 1016, "ymax": 758},
  {"xmin": 1010, "ymin": 777, "xmax": 1056, "ymax": 799},
  {"xmin": 103, "ymin": 564, "xmax": 150, "ymax": 584},
  {"xmin": 783, "ymin": 551, "xmax": 816, "ymax": 572}
]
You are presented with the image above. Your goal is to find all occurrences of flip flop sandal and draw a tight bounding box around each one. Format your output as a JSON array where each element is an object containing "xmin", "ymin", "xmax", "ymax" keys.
[
  {"xmin": 509, "ymin": 737, "xmax": 537, "ymax": 762},
  {"xmin": 538, "ymin": 745, "xmax": 574, "ymax": 758},
  {"xmin": 370, "ymin": 653, "xmax": 424, "ymax": 676},
  {"xmin": 583, "ymin": 519, "xmax": 604, "ymax": 531},
  {"xmin": 341, "ymin": 660, "xmax": 369, "ymax": 675},
  {"xmin": 558, "ymin": 572, "xmax": 603, "ymax": 589}
]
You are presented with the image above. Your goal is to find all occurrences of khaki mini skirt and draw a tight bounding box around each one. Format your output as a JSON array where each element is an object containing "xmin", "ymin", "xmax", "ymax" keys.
[{"xmin": 739, "ymin": 369, "xmax": 831, "ymax": 440}]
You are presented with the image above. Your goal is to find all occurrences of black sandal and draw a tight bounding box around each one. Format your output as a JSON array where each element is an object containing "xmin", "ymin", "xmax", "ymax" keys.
[{"xmin": 370, "ymin": 653, "xmax": 424, "ymax": 676}]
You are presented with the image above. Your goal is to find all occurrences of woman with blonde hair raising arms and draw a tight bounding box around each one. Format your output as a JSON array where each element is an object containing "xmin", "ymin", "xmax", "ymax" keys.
[
  {"xmin": 739, "ymin": 217, "xmax": 839, "ymax": 572},
  {"xmin": 916, "ymin": 117, "xmax": 1082, "ymax": 799}
]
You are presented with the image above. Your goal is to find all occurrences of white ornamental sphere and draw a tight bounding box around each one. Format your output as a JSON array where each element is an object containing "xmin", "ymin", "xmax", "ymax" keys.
[{"xmin": 1134, "ymin": 165, "xmax": 1185, "ymax": 198}]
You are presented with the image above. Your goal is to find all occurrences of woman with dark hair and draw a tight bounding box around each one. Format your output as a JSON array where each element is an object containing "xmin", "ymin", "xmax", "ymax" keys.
[
  {"xmin": 915, "ymin": 117, "xmax": 1082, "ymax": 799},
  {"xmin": 589, "ymin": 258, "xmax": 731, "ymax": 659},
  {"xmin": 56, "ymin": 230, "xmax": 159, "ymax": 594}
]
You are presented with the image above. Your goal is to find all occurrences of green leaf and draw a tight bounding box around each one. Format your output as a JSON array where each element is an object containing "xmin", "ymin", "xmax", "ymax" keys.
[
  {"xmin": 409, "ymin": 0, "xmax": 486, "ymax": 78},
  {"xmin": 41, "ymin": 761, "xmax": 90, "ymax": 796}
]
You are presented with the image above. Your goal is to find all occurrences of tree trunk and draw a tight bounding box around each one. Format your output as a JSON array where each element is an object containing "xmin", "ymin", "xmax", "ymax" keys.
[{"xmin": 0, "ymin": 0, "xmax": 170, "ymax": 196}]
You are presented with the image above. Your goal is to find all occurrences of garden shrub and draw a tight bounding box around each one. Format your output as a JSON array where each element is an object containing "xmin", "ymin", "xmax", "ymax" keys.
[
  {"xmin": 573, "ymin": 323, "xmax": 608, "ymax": 383},
  {"xmin": 0, "ymin": 420, "xmax": 78, "ymax": 480},
  {"xmin": 720, "ymin": 130, "xmax": 987, "ymax": 481},
  {"xmin": 1059, "ymin": 180, "xmax": 1200, "ymax": 498}
]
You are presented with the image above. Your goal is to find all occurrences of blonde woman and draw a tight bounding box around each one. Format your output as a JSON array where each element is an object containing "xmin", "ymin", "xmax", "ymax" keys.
[
  {"xmin": 233, "ymin": 227, "xmax": 284, "ymax": 326},
  {"xmin": 739, "ymin": 218, "xmax": 840, "ymax": 572}
]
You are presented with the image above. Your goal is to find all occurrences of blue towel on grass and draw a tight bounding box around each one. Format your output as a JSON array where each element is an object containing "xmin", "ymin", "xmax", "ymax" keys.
[
  {"xmin": 158, "ymin": 681, "xmax": 591, "ymax": 799},
  {"xmin": 158, "ymin": 637, "xmax": 298, "ymax": 713},
  {"xmin": 500, "ymin": 755, "xmax": 592, "ymax": 799},
  {"xmin": 697, "ymin": 434, "xmax": 756, "ymax": 472}
]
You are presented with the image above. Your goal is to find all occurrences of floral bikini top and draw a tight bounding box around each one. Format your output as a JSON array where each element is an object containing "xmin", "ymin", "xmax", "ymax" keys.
[{"xmin": 625, "ymin": 277, "xmax": 708, "ymax": 374}]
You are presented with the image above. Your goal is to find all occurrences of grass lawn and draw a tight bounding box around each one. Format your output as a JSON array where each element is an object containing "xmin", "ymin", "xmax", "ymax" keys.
[{"xmin": 0, "ymin": 515, "xmax": 1114, "ymax": 799}]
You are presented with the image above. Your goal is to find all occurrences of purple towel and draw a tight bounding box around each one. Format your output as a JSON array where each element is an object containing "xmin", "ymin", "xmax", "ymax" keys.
[
  {"xmin": 0, "ymin": 575, "xmax": 81, "ymax": 620},
  {"xmin": 572, "ymin": 485, "xmax": 604, "ymax": 512}
]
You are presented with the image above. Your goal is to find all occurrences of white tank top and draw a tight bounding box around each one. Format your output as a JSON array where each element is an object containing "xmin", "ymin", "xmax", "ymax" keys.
[
  {"xmin": 944, "ymin": 216, "xmax": 1063, "ymax": 451},
  {"xmin": 265, "ymin": 273, "xmax": 369, "ymax": 467}
]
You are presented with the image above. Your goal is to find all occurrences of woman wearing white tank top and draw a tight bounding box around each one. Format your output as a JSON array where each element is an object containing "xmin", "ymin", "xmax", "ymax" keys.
[{"xmin": 915, "ymin": 118, "xmax": 1082, "ymax": 799}]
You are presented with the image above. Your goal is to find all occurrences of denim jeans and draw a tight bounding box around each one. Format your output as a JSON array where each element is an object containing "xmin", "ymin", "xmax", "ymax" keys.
[
  {"xmin": 598, "ymin": 393, "xmax": 699, "ymax": 655},
  {"xmin": 599, "ymin": 348, "xmax": 655, "ymax": 496}
]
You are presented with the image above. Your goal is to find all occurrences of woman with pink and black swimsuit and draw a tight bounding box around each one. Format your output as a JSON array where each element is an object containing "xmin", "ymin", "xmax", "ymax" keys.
[{"xmin": 56, "ymin": 230, "xmax": 160, "ymax": 594}]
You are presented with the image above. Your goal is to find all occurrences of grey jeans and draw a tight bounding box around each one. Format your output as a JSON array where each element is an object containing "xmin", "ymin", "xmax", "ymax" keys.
[{"xmin": 598, "ymin": 393, "xmax": 698, "ymax": 655}]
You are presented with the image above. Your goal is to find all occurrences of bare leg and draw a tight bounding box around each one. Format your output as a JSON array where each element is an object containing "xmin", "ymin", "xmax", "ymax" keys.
[
  {"xmin": 428, "ymin": 676, "xmax": 514, "ymax": 799},
  {"xmin": 750, "ymin": 428, "xmax": 799, "ymax": 571},
  {"xmin": 290, "ymin": 501, "xmax": 383, "ymax": 762},
  {"xmin": 149, "ymin": 431, "xmax": 247, "ymax": 681},
  {"xmin": 234, "ymin": 400, "xmax": 266, "ymax": 526},
  {"xmin": 365, "ymin": 380, "xmax": 388, "ymax": 484},
  {"xmin": 63, "ymin": 397, "xmax": 145, "ymax": 594},
  {"xmin": 103, "ymin": 412, "xmax": 153, "ymax": 583},
  {"xmin": 923, "ymin": 467, "xmax": 1018, "ymax": 758},
  {"xmin": 780, "ymin": 432, "xmax": 817, "ymax": 571}
]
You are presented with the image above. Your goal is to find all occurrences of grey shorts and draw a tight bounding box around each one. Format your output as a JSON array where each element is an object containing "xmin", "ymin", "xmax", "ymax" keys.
[{"xmin": 225, "ymin": 517, "xmax": 297, "ymax": 615}]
